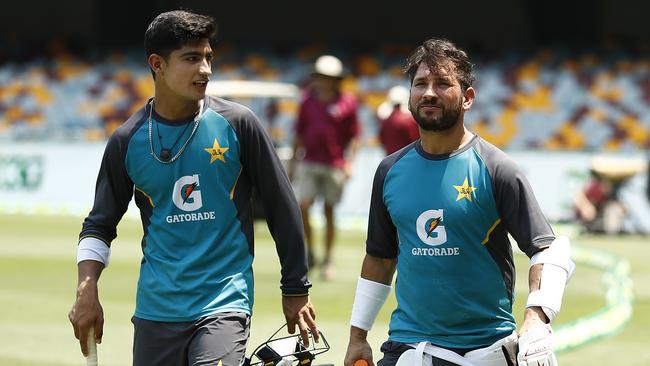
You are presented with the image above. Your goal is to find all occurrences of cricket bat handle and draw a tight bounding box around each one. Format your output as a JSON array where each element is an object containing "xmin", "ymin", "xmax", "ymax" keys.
[{"xmin": 86, "ymin": 327, "xmax": 98, "ymax": 366}]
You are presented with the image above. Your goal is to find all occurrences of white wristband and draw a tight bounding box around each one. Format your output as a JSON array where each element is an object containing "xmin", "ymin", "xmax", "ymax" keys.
[
  {"xmin": 350, "ymin": 277, "xmax": 391, "ymax": 331},
  {"xmin": 77, "ymin": 237, "xmax": 111, "ymax": 267}
]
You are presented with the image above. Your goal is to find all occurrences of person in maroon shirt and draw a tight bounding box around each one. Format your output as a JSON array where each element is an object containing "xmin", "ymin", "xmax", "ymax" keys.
[
  {"xmin": 290, "ymin": 55, "xmax": 360, "ymax": 280},
  {"xmin": 574, "ymin": 169, "xmax": 624, "ymax": 233},
  {"xmin": 377, "ymin": 85, "xmax": 420, "ymax": 155}
]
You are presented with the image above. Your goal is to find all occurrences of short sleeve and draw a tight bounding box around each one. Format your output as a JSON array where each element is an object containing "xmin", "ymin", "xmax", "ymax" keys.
[
  {"xmin": 366, "ymin": 159, "xmax": 399, "ymax": 258},
  {"xmin": 475, "ymin": 139, "xmax": 554, "ymax": 257}
]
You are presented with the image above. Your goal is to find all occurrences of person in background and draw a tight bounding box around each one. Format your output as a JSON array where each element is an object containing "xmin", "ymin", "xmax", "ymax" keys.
[
  {"xmin": 68, "ymin": 10, "xmax": 317, "ymax": 365},
  {"xmin": 646, "ymin": 156, "xmax": 650, "ymax": 201},
  {"xmin": 574, "ymin": 169, "xmax": 625, "ymax": 234},
  {"xmin": 377, "ymin": 85, "xmax": 420, "ymax": 155},
  {"xmin": 290, "ymin": 55, "xmax": 360, "ymax": 280}
]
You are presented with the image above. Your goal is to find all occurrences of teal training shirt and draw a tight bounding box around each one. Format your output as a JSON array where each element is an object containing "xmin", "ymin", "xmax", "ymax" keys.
[
  {"xmin": 366, "ymin": 135, "xmax": 554, "ymax": 349},
  {"xmin": 80, "ymin": 96, "xmax": 310, "ymax": 322}
]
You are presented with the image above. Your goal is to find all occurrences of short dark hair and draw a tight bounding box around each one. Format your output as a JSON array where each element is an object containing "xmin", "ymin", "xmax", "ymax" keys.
[
  {"xmin": 144, "ymin": 10, "xmax": 217, "ymax": 60},
  {"xmin": 403, "ymin": 38, "xmax": 475, "ymax": 91}
]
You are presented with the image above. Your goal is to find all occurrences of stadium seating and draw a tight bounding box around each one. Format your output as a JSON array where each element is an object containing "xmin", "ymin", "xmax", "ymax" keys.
[{"xmin": 1, "ymin": 42, "xmax": 648, "ymax": 151}]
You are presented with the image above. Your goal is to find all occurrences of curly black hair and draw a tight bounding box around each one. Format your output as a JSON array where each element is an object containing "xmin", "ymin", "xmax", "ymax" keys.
[{"xmin": 403, "ymin": 38, "xmax": 475, "ymax": 91}]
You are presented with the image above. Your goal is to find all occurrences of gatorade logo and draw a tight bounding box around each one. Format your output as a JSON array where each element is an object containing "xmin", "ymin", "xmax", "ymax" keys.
[
  {"xmin": 415, "ymin": 209, "xmax": 447, "ymax": 246},
  {"xmin": 413, "ymin": 209, "xmax": 460, "ymax": 256},
  {"xmin": 172, "ymin": 174, "xmax": 203, "ymax": 211}
]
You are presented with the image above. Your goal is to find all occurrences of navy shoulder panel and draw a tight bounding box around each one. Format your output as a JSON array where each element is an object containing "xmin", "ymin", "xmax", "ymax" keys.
[
  {"xmin": 366, "ymin": 142, "xmax": 417, "ymax": 258},
  {"xmin": 473, "ymin": 137, "xmax": 554, "ymax": 257}
]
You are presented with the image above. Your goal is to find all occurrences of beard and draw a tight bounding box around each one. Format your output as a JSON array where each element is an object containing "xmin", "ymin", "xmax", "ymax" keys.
[{"xmin": 410, "ymin": 98, "xmax": 462, "ymax": 132}]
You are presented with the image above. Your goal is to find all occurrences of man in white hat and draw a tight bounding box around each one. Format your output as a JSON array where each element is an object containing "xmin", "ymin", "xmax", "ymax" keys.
[{"xmin": 290, "ymin": 55, "xmax": 360, "ymax": 280}]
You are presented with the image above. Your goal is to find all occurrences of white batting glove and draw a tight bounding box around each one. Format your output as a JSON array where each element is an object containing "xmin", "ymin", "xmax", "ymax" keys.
[{"xmin": 517, "ymin": 324, "xmax": 558, "ymax": 366}]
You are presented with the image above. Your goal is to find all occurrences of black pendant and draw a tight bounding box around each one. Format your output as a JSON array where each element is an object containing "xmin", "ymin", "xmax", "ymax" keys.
[{"xmin": 160, "ymin": 148, "xmax": 171, "ymax": 162}]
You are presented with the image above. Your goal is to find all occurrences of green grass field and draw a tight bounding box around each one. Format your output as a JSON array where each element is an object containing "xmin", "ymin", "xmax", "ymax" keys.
[{"xmin": 1, "ymin": 214, "xmax": 648, "ymax": 365}]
